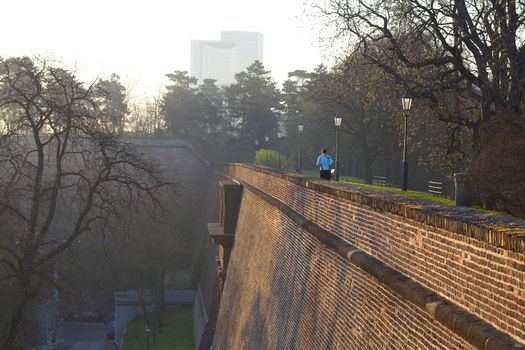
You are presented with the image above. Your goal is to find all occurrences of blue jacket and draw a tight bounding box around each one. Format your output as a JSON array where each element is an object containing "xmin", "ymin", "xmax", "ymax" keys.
[{"xmin": 316, "ymin": 153, "xmax": 333, "ymax": 170}]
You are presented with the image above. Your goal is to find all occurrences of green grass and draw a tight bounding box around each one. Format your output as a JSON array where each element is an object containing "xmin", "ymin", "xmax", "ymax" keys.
[
  {"xmin": 303, "ymin": 170, "xmax": 525, "ymax": 217},
  {"xmin": 344, "ymin": 182, "xmax": 455, "ymax": 205},
  {"xmin": 124, "ymin": 306, "xmax": 194, "ymax": 350},
  {"xmin": 303, "ymin": 170, "xmax": 454, "ymax": 205},
  {"xmin": 303, "ymin": 170, "xmax": 364, "ymax": 184}
]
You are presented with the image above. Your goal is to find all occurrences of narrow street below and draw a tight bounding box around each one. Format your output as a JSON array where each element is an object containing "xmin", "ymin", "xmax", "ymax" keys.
[{"xmin": 58, "ymin": 322, "xmax": 115, "ymax": 350}]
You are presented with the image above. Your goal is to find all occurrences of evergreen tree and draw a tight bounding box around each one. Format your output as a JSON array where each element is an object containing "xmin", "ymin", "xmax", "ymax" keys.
[
  {"xmin": 162, "ymin": 72, "xmax": 222, "ymax": 144},
  {"xmin": 224, "ymin": 61, "xmax": 281, "ymax": 150},
  {"xmin": 95, "ymin": 73, "xmax": 128, "ymax": 135}
]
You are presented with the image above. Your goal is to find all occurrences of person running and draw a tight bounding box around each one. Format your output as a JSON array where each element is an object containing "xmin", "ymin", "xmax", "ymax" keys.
[{"xmin": 316, "ymin": 148, "xmax": 333, "ymax": 180}]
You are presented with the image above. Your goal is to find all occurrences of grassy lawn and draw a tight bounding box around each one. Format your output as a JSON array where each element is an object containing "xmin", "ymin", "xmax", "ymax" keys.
[
  {"xmin": 303, "ymin": 170, "xmax": 365, "ymax": 184},
  {"xmin": 123, "ymin": 306, "xmax": 194, "ymax": 350},
  {"xmin": 302, "ymin": 170, "xmax": 454, "ymax": 205},
  {"xmin": 341, "ymin": 181, "xmax": 455, "ymax": 205}
]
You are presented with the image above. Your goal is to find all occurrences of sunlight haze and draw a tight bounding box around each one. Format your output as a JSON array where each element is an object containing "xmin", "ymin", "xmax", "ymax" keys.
[{"xmin": 0, "ymin": 0, "xmax": 325, "ymax": 97}]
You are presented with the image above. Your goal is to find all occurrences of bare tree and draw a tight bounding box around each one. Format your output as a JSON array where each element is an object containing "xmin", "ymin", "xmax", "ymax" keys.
[
  {"xmin": 0, "ymin": 56, "xmax": 174, "ymax": 349},
  {"xmin": 127, "ymin": 92, "xmax": 165, "ymax": 136},
  {"xmin": 312, "ymin": 0, "xmax": 525, "ymax": 148},
  {"xmin": 95, "ymin": 73, "xmax": 129, "ymax": 135}
]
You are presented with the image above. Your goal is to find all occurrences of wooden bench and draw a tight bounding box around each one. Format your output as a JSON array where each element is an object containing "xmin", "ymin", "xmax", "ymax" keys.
[
  {"xmin": 372, "ymin": 176, "xmax": 387, "ymax": 187},
  {"xmin": 428, "ymin": 180, "xmax": 446, "ymax": 197}
]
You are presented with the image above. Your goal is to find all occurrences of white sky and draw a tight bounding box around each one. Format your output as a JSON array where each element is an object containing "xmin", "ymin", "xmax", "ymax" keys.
[{"xmin": 0, "ymin": 0, "xmax": 330, "ymax": 98}]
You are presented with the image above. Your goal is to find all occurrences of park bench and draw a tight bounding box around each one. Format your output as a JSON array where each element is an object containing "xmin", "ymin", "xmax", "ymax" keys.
[
  {"xmin": 372, "ymin": 176, "xmax": 387, "ymax": 187},
  {"xmin": 428, "ymin": 180, "xmax": 446, "ymax": 197}
]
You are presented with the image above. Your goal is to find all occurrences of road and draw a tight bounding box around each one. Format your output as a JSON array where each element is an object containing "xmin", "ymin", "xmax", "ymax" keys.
[{"xmin": 58, "ymin": 322, "xmax": 115, "ymax": 350}]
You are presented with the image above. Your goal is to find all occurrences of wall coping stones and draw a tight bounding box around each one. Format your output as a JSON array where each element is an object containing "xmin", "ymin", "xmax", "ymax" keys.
[
  {"xmin": 217, "ymin": 163, "xmax": 525, "ymax": 254},
  {"xmin": 227, "ymin": 171, "xmax": 525, "ymax": 350},
  {"xmin": 126, "ymin": 137, "xmax": 211, "ymax": 168}
]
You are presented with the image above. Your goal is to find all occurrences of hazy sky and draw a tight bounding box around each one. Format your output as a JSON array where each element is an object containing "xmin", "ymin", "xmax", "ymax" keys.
[{"xmin": 0, "ymin": 0, "xmax": 329, "ymax": 97}]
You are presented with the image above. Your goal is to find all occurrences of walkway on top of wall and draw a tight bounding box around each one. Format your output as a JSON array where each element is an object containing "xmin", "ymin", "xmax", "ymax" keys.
[{"xmin": 217, "ymin": 163, "xmax": 525, "ymax": 255}]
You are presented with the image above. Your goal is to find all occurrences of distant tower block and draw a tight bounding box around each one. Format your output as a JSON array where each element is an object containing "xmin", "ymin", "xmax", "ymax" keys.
[{"xmin": 190, "ymin": 31, "xmax": 263, "ymax": 86}]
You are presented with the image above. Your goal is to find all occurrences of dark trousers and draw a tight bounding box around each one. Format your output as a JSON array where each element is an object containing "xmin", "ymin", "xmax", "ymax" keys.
[{"xmin": 320, "ymin": 170, "xmax": 331, "ymax": 180}]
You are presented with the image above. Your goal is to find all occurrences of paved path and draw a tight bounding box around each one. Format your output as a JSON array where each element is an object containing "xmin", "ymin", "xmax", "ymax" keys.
[{"xmin": 58, "ymin": 322, "xmax": 114, "ymax": 350}]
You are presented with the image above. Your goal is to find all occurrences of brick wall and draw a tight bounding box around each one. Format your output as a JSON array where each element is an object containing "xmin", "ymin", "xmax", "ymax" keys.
[
  {"xmin": 212, "ymin": 164, "xmax": 525, "ymax": 349},
  {"xmin": 133, "ymin": 139, "xmax": 211, "ymax": 242},
  {"xmin": 194, "ymin": 174, "xmax": 222, "ymax": 350},
  {"xmin": 129, "ymin": 139, "xmax": 215, "ymax": 348},
  {"xmin": 132, "ymin": 139, "xmax": 210, "ymax": 201}
]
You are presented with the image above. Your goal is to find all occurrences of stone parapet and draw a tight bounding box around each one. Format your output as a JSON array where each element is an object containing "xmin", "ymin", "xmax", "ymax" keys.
[{"xmin": 217, "ymin": 163, "xmax": 525, "ymax": 253}]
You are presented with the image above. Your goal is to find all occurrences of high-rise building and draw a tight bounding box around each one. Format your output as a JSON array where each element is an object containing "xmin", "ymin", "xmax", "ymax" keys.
[{"xmin": 190, "ymin": 31, "xmax": 263, "ymax": 86}]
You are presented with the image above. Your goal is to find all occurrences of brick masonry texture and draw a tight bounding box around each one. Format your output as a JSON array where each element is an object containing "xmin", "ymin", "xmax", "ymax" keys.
[
  {"xmin": 214, "ymin": 190, "xmax": 474, "ymax": 349},
  {"xmin": 195, "ymin": 175, "xmax": 222, "ymax": 350},
  {"xmin": 213, "ymin": 164, "xmax": 525, "ymax": 348},
  {"xmin": 133, "ymin": 139, "xmax": 212, "ymax": 237},
  {"xmin": 132, "ymin": 139, "xmax": 211, "ymax": 199}
]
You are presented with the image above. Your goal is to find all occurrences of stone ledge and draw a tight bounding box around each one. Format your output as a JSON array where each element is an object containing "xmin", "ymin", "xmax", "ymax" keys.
[
  {"xmin": 232, "ymin": 175, "xmax": 525, "ymax": 350},
  {"xmin": 207, "ymin": 223, "xmax": 235, "ymax": 246},
  {"xmin": 128, "ymin": 138, "xmax": 211, "ymax": 168},
  {"xmin": 215, "ymin": 163, "xmax": 525, "ymax": 254}
]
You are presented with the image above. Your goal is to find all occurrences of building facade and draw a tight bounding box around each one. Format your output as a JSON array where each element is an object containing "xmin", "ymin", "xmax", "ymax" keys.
[{"xmin": 190, "ymin": 31, "xmax": 264, "ymax": 86}]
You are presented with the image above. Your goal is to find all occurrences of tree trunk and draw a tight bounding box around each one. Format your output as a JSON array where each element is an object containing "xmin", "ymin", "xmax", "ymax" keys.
[
  {"xmin": 471, "ymin": 124, "xmax": 481, "ymax": 155},
  {"xmin": 3, "ymin": 290, "xmax": 32, "ymax": 350},
  {"xmin": 157, "ymin": 266, "xmax": 165, "ymax": 333},
  {"xmin": 363, "ymin": 155, "xmax": 374, "ymax": 184}
]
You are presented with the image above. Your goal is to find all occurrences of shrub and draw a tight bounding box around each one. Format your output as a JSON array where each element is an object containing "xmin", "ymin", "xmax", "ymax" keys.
[
  {"xmin": 254, "ymin": 149, "xmax": 291, "ymax": 169},
  {"xmin": 465, "ymin": 111, "xmax": 525, "ymax": 216}
]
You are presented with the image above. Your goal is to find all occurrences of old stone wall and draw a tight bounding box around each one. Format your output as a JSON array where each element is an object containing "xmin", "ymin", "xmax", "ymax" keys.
[
  {"xmin": 118, "ymin": 139, "xmax": 212, "ymax": 345},
  {"xmin": 132, "ymin": 138, "xmax": 210, "ymax": 206},
  {"xmin": 193, "ymin": 173, "xmax": 222, "ymax": 350},
  {"xmin": 212, "ymin": 163, "xmax": 525, "ymax": 349},
  {"xmin": 132, "ymin": 138, "xmax": 211, "ymax": 243}
]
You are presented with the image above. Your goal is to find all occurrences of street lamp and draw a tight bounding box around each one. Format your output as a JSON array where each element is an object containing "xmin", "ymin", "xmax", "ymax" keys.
[
  {"xmin": 264, "ymin": 135, "xmax": 269, "ymax": 166},
  {"xmin": 52, "ymin": 260, "xmax": 58, "ymax": 344},
  {"xmin": 51, "ymin": 238, "xmax": 82, "ymax": 344},
  {"xmin": 401, "ymin": 90, "xmax": 413, "ymax": 191},
  {"xmin": 297, "ymin": 123, "xmax": 304, "ymax": 173},
  {"xmin": 334, "ymin": 113, "xmax": 343, "ymax": 181},
  {"xmin": 145, "ymin": 326, "xmax": 152, "ymax": 350},
  {"xmin": 277, "ymin": 131, "xmax": 283, "ymax": 169}
]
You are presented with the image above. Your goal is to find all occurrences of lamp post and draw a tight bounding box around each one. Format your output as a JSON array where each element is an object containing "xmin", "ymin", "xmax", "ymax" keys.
[
  {"xmin": 145, "ymin": 326, "xmax": 152, "ymax": 350},
  {"xmin": 277, "ymin": 131, "xmax": 283, "ymax": 169},
  {"xmin": 334, "ymin": 113, "xmax": 343, "ymax": 181},
  {"xmin": 297, "ymin": 123, "xmax": 304, "ymax": 173},
  {"xmin": 152, "ymin": 304, "xmax": 157, "ymax": 345},
  {"xmin": 264, "ymin": 135, "xmax": 269, "ymax": 166},
  {"xmin": 52, "ymin": 260, "xmax": 58, "ymax": 345},
  {"xmin": 401, "ymin": 90, "xmax": 413, "ymax": 191},
  {"xmin": 51, "ymin": 238, "xmax": 82, "ymax": 345}
]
